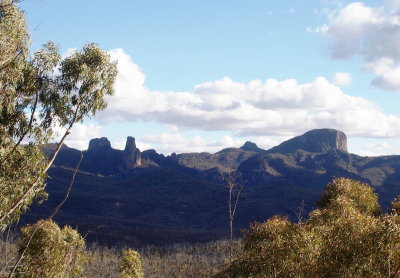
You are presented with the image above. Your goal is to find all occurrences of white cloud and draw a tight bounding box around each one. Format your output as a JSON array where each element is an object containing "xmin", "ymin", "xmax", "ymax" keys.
[
  {"xmin": 366, "ymin": 57, "xmax": 400, "ymax": 91},
  {"xmin": 47, "ymin": 112, "xmax": 102, "ymax": 150},
  {"xmin": 315, "ymin": 1, "xmax": 400, "ymax": 91},
  {"xmin": 306, "ymin": 25, "xmax": 329, "ymax": 33},
  {"xmin": 350, "ymin": 140, "xmax": 400, "ymax": 156},
  {"xmin": 136, "ymin": 133, "xmax": 244, "ymax": 154},
  {"xmin": 112, "ymin": 137, "xmax": 152, "ymax": 151},
  {"xmin": 252, "ymin": 136, "xmax": 292, "ymax": 150},
  {"xmin": 63, "ymin": 123, "xmax": 102, "ymax": 150},
  {"xmin": 386, "ymin": 0, "xmax": 400, "ymax": 11},
  {"xmin": 333, "ymin": 72, "xmax": 352, "ymax": 86},
  {"xmin": 97, "ymin": 49, "xmax": 400, "ymax": 139},
  {"xmin": 131, "ymin": 132, "xmax": 292, "ymax": 155}
]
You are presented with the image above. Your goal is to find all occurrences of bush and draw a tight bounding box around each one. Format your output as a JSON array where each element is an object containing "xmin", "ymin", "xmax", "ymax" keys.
[
  {"xmin": 118, "ymin": 249, "xmax": 144, "ymax": 278},
  {"xmin": 216, "ymin": 178, "xmax": 400, "ymax": 278},
  {"xmin": 16, "ymin": 219, "xmax": 86, "ymax": 278}
]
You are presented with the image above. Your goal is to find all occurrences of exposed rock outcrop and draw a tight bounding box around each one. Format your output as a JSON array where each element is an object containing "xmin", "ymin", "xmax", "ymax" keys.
[
  {"xmin": 88, "ymin": 137, "xmax": 112, "ymax": 153},
  {"xmin": 123, "ymin": 136, "xmax": 141, "ymax": 169},
  {"xmin": 34, "ymin": 128, "xmax": 400, "ymax": 246},
  {"xmin": 240, "ymin": 141, "xmax": 265, "ymax": 153},
  {"xmin": 267, "ymin": 129, "xmax": 348, "ymax": 154}
]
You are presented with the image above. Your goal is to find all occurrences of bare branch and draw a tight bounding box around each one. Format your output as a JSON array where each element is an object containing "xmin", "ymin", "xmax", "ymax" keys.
[
  {"xmin": 291, "ymin": 200, "xmax": 306, "ymax": 224},
  {"xmin": 225, "ymin": 173, "xmax": 244, "ymax": 263},
  {"xmin": 7, "ymin": 225, "xmax": 38, "ymax": 278},
  {"xmin": 48, "ymin": 151, "xmax": 83, "ymax": 219}
]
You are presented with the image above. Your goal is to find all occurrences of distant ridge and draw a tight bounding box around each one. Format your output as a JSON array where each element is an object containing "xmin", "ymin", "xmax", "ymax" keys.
[{"xmin": 27, "ymin": 128, "xmax": 400, "ymax": 246}]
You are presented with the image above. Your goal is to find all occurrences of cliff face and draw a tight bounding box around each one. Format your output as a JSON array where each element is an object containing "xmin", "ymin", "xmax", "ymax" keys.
[
  {"xmin": 88, "ymin": 137, "xmax": 112, "ymax": 153},
  {"xmin": 53, "ymin": 136, "xmax": 144, "ymax": 175},
  {"xmin": 123, "ymin": 136, "xmax": 142, "ymax": 169},
  {"xmin": 267, "ymin": 129, "xmax": 348, "ymax": 154}
]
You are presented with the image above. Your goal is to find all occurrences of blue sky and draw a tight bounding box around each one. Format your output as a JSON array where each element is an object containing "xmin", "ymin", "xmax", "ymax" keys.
[{"xmin": 20, "ymin": 0, "xmax": 400, "ymax": 155}]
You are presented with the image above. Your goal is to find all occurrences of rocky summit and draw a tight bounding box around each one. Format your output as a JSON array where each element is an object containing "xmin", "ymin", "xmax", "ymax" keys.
[
  {"xmin": 88, "ymin": 137, "xmax": 112, "ymax": 153},
  {"xmin": 267, "ymin": 129, "xmax": 348, "ymax": 154},
  {"xmin": 24, "ymin": 129, "xmax": 400, "ymax": 245},
  {"xmin": 124, "ymin": 136, "xmax": 142, "ymax": 169}
]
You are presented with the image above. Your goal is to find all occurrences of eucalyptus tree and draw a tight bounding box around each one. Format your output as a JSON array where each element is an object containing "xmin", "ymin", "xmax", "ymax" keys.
[{"xmin": 0, "ymin": 0, "xmax": 118, "ymax": 230}]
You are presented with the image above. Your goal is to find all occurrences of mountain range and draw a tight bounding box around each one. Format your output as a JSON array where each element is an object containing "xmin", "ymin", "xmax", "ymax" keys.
[{"xmin": 21, "ymin": 128, "xmax": 400, "ymax": 246}]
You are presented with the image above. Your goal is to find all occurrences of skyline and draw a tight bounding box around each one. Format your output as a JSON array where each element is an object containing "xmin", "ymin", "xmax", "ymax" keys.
[{"xmin": 20, "ymin": 0, "xmax": 400, "ymax": 156}]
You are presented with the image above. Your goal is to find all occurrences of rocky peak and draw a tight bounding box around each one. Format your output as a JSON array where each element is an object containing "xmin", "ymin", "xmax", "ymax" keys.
[
  {"xmin": 267, "ymin": 129, "xmax": 348, "ymax": 154},
  {"xmin": 240, "ymin": 141, "xmax": 264, "ymax": 152},
  {"xmin": 88, "ymin": 137, "xmax": 112, "ymax": 153},
  {"xmin": 170, "ymin": 152, "xmax": 178, "ymax": 160},
  {"xmin": 123, "ymin": 136, "xmax": 141, "ymax": 169},
  {"xmin": 124, "ymin": 136, "xmax": 137, "ymax": 153}
]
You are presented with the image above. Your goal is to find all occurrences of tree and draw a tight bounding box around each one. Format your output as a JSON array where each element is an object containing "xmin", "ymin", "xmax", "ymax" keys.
[
  {"xmin": 118, "ymin": 249, "xmax": 144, "ymax": 278},
  {"xmin": 0, "ymin": 0, "xmax": 118, "ymax": 231},
  {"xmin": 225, "ymin": 174, "xmax": 244, "ymax": 243},
  {"xmin": 224, "ymin": 173, "xmax": 244, "ymax": 263},
  {"xmin": 15, "ymin": 219, "xmax": 87, "ymax": 278},
  {"xmin": 215, "ymin": 178, "xmax": 400, "ymax": 278}
]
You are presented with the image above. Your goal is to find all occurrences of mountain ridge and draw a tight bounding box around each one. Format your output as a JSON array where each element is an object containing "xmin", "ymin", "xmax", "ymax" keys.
[{"xmin": 23, "ymin": 128, "xmax": 400, "ymax": 245}]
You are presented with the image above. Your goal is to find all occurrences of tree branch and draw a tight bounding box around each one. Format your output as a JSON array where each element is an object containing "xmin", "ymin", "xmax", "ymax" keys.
[
  {"xmin": 0, "ymin": 103, "xmax": 81, "ymax": 224},
  {"xmin": 1, "ymin": 93, "xmax": 39, "ymax": 165},
  {"xmin": 0, "ymin": 0, "xmax": 20, "ymax": 9},
  {"xmin": 0, "ymin": 50, "xmax": 24, "ymax": 73},
  {"xmin": 5, "ymin": 150, "xmax": 83, "ymax": 277},
  {"xmin": 48, "ymin": 151, "xmax": 83, "ymax": 219}
]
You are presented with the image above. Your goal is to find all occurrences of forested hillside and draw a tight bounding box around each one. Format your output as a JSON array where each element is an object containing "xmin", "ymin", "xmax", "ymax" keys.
[{"xmin": 21, "ymin": 129, "xmax": 400, "ymax": 245}]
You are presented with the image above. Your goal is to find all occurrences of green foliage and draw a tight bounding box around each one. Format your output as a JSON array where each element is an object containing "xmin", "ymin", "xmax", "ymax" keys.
[
  {"xmin": 118, "ymin": 249, "xmax": 144, "ymax": 278},
  {"xmin": 0, "ymin": 0, "xmax": 29, "ymax": 100},
  {"xmin": 316, "ymin": 177, "xmax": 380, "ymax": 215},
  {"xmin": 390, "ymin": 197, "xmax": 400, "ymax": 214},
  {"xmin": 16, "ymin": 219, "xmax": 86, "ymax": 278},
  {"xmin": 0, "ymin": 0, "xmax": 117, "ymax": 230},
  {"xmin": 217, "ymin": 216, "xmax": 319, "ymax": 278},
  {"xmin": 216, "ymin": 178, "xmax": 400, "ymax": 278},
  {"xmin": 1, "ymin": 239, "xmax": 241, "ymax": 278}
]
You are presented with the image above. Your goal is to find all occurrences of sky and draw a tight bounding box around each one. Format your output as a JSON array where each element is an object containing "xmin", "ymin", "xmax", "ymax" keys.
[{"xmin": 20, "ymin": 0, "xmax": 400, "ymax": 156}]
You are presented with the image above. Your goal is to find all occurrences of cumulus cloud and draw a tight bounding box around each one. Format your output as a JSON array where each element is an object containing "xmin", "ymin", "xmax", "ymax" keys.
[
  {"xmin": 97, "ymin": 49, "xmax": 400, "ymax": 139},
  {"xmin": 132, "ymin": 132, "xmax": 289, "ymax": 155},
  {"xmin": 316, "ymin": 1, "xmax": 400, "ymax": 91},
  {"xmin": 350, "ymin": 140, "xmax": 400, "ymax": 156},
  {"xmin": 58, "ymin": 123, "xmax": 102, "ymax": 150},
  {"xmin": 136, "ymin": 133, "xmax": 243, "ymax": 154},
  {"xmin": 333, "ymin": 72, "xmax": 352, "ymax": 86},
  {"xmin": 112, "ymin": 137, "xmax": 152, "ymax": 151}
]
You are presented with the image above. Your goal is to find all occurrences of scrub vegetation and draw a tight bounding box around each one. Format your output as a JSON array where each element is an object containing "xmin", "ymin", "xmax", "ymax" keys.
[
  {"xmin": 0, "ymin": 238, "xmax": 240, "ymax": 277},
  {"xmin": 3, "ymin": 1, "xmax": 400, "ymax": 278},
  {"xmin": 215, "ymin": 178, "xmax": 400, "ymax": 278}
]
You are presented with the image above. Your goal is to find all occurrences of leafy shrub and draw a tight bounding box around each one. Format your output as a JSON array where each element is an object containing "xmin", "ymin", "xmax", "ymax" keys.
[
  {"xmin": 118, "ymin": 249, "xmax": 144, "ymax": 278},
  {"xmin": 316, "ymin": 176, "xmax": 380, "ymax": 215},
  {"xmin": 16, "ymin": 219, "xmax": 86, "ymax": 278},
  {"xmin": 216, "ymin": 178, "xmax": 400, "ymax": 278}
]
